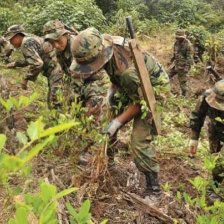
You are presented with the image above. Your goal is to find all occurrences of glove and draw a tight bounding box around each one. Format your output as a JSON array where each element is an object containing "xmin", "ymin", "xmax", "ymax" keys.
[
  {"xmin": 102, "ymin": 118, "xmax": 123, "ymax": 136},
  {"xmin": 106, "ymin": 86, "xmax": 116, "ymax": 107},
  {"xmin": 189, "ymin": 139, "xmax": 198, "ymax": 156},
  {"xmin": 21, "ymin": 79, "xmax": 28, "ymax": 90},
  {"xmin": 6, "ymin": 62, "xmax": 16, "ymax": 68}
]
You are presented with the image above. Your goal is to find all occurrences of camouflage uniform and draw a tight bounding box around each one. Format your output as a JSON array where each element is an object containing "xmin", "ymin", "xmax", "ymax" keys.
[
  {"xmin": 190, "ymin": 80, "xmax": 224, "ymax": 185},
  {"xmin": 70, "ymin": 28, "xmax": 170, "ymax": 175},
  {"xmin": 43, "ymin": 20, "xmax": 110, "ymax": 122},
  {"xmin": 171, "ymin": 30, "xmax": 194, "ymax": 96},
  {"xmin": 5, "ymin": 25, "xmax": 63, "ymax": 108},
  {"xmin": 0, "ymin": 37, "xmax": 13, "ymax": 63}
]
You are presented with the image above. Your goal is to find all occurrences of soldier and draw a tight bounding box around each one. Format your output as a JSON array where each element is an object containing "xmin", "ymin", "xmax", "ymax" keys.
[
  {"xmin": 189, "ymin": 80, "xmax": 224, "ymax": 201},
  {"xmin": 170, "ymin": 29, "xmax": 194, "ymax": 96},
  {"xmin": 0, "ymin": 36, "xmax": 14, "ymax": 63},
  {"xmin": 69, "ymin": 27, "xmax": 170, "ymax": 202},
  {"xmin": 43, "ymin": 20, "xmax": 109, "ymax": 123},
  {"xmin": 5, "ymin": 25, "xmax": 63, "ymax": 108}
]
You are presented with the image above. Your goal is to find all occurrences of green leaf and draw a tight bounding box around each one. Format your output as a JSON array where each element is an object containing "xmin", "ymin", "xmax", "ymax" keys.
[
  {"xmin": 15, "ymin": 207, "xmax": 28, "ymax": 224},
  {"xmin": 0, "ymin": 134, "xmax": 6, "ymax": 153},
  {"xmin": 28, "ymin": 92, "xmax": 39, "ymax": 104},
  {"xmin": 18, "ymin": 96, "xmax": 29, "ymax": 108},
  {"xmin": 40, "ymin": 182, "xmax": 57, "ymax": 203},
  {"xmin": 39, "ymin": 205, "xmax": 56, "ymax": 224},
  {"xmin": 40, "ymin": 122, "xmax": 79, "ymax": 138},
  {"xmin": 0, "ymin": 97, "xmax": 13, "ymax": 112},
  {"xmin": 66, "ymin": 202, "xmax": 78, "ymax": 218},
  {"xmin": 27, "ymin": 122, "xmax": 38, "ymax": 140},
  {"xmin": 78, "ymin": 199, "xmax": 91, "ymax": 222},
  {"xmin": 8, "ymin": 219, "xmax": 16, "ymax": 224},
  {"xmin": 2, "ymin": 155, "xmax": 24, "ymax": 172},
  {"xmin": 24, "ymin": 135, "xmax": 54, "ymax": 163},
  {"xmin": 100, "ymin": 220, "xmax": 108, "ymax": 224},
  {"xmin": 10, "ymin": 97, "xmax": 20, "ymax": 109},
  {"xmin": 16, "ymin": 132, "xmax": 28, "ymax": 145},
  {"xmin": 176, "ymin": 191, "xmax": 181, "ymax": 202},
  {"xmin": 55, "ymin": 187, "xmax": 78, "ymax": 199}
]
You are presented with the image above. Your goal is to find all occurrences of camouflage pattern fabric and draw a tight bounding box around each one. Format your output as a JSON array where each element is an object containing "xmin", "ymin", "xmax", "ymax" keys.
[
  {"xmin": 105, "ymin": 41, "xmax": 170, "ymax": 174},
  {"xmin": 171, "ymin": 38, "xmax": 194, "ymax": 95},
  {"xmin": 190, "ymin": 90, "xmax": 224, "ymax": 183},
  {"xmin": 49, "ymin": 32, "xmax": 110, "ymax": 121},
  {"xmin": 79, "ymin": 69, "xmax": 109, "ymax": 124},
  {"xmin": 0, "ymin": 37, "xmax": 13, "ymax": 63},
  {"xmin": 11, "ymin": 34, "xmax": 63, "ymax": 108},
  {"xmin": 5, "ymin": 24, "xmax": 26, "ymax": 41},
  {"xmin": 43, "ymin": 19, "xmax": 68, "ymax": 41}
]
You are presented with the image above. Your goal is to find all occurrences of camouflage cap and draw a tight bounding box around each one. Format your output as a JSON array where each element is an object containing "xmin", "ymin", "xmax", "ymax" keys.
[
  {"xmin": 206, "ymin": 79, "xmax": 224, "ymax": 111},
  {"xmin": 70, "ymin": 27, "xmax": 113, "ymax": 78},
  {"xmin": 5, "ymin": 25, "xmax": 26, "ymax": 41},
  {"xmin": 43, "ymin": 19, "xmax": 68, "ymax": 41},
  {"xmin": 175, "ymin": 29, "xmax": 186, "ymax": 39}
]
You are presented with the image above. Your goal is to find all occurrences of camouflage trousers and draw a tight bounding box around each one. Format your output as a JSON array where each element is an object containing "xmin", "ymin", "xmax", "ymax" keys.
[
  {"xmin": 108, "ymin": 110, "xmax": 159, "ymax": 174},
  {"xmin": 131, "ymin": 113, "xmax": 159, "ymax": 173},
  {"xmin": 176, "ymin": 69, "xmax": 189, "ymax": 96},
  {"xmin": 170, "ymin": 67, "xmax": 189, "ymax": 96},
  {"xmin": 209, "ymin": 135, "xmax": 224, "ymax": 185}
]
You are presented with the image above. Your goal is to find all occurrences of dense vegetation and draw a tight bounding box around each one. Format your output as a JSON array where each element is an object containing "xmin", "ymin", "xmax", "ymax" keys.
[{"xmin": 1, "ymin": 0, "xmax": 224, "ymax": 35}]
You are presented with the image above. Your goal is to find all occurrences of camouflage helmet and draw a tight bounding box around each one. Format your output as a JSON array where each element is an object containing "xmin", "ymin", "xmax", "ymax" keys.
[
  {"xmin": 70, "ymin": 27, "xmax": 113, "ymax": 78},
  {"xmin": 43, "ymin": 19, "xmax": 68, "ymax": 41},
  {"xmin": 5, "ymin": 25, "xmax": 26, "ymax": 41},
  {"xmin": 175, "ymin": 29, "xmax": 186, "ymax": 39},
  {"xmin": 206, "ymin": 79, "xmax": 224, "ymax": 111}
]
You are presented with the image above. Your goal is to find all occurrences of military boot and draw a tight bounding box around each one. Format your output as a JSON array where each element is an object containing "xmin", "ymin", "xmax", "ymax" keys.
[{"xmin": 144, "ymin": 172, "xmax": 162, "ymax": 204}]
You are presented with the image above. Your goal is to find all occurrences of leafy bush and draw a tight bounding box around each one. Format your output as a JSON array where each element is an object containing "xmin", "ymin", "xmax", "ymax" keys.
[{"xmin": 0, "ymin": 0, "xmax": 105, "ymax": 36}]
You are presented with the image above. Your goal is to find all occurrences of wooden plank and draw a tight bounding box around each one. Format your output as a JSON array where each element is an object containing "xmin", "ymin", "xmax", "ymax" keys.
[{"xmin": 129, "ymin": 39, "xmax": 161, "ymax": 134}]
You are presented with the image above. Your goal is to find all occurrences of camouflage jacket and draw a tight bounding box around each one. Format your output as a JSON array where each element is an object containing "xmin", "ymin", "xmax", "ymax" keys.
[
  {"xmin": 104, "ymin": 36, "xmax": 170, "ymax": 102},
  {"xmin": 173, "ymin": 38, "xmax": 194, "ymax": 69},
  {"xmin": 0, "ymin": 37, "xmax": 13, "ymax": 60},
  {"xmin": 14, "ymin": 35, "xmax": 62, "ymax": 82},
  {"xmin": 190, "ymin": 90, "xmax": 224, "ymax": 141},
  {"xmin": 56, "ymin": 34, "xmax": 75, "ymax": 76}
]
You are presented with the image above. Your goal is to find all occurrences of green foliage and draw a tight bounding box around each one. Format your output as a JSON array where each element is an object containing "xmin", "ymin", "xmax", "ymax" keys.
[
  {"xmin": 0, "ymin": 92, "xmax": 102, "ymax": 223},
  {"xmin": 66, "ymin": 201, "xmax": 108, "ymax": 224},
  {"xmin": 161, "ymin": 182, "xmax": 172, "ymax": 192},
  {"xmin": 8, "ymin": 182, "xmax": 77, "ymax": 224},
  {"xmin": 0, "ymin": 134, "xmax": 6, "ymax": 152},
  {"xmin": 0, "ymin": 0, "xmax": 105, "ymax": 36},
  {"xmin": 188, "ymin": 25, "xmax": 209, "ymax": 51}
]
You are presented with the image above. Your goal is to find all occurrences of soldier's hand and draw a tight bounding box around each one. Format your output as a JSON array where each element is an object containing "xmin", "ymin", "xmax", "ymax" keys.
[
  {"xmin": 21, "ymin": 79, "xmax": 28, "ymax": 90},
  {"xmin": 6, "ymin": 62, "xmax": 16, "ymax": 69},
  {"xmin": 189, "ymin": 139, "xmax": 198, "ymax": 156},
  {"xmin": 102, "ymin": 118, "xmax": 123, "ymax": 136}
]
